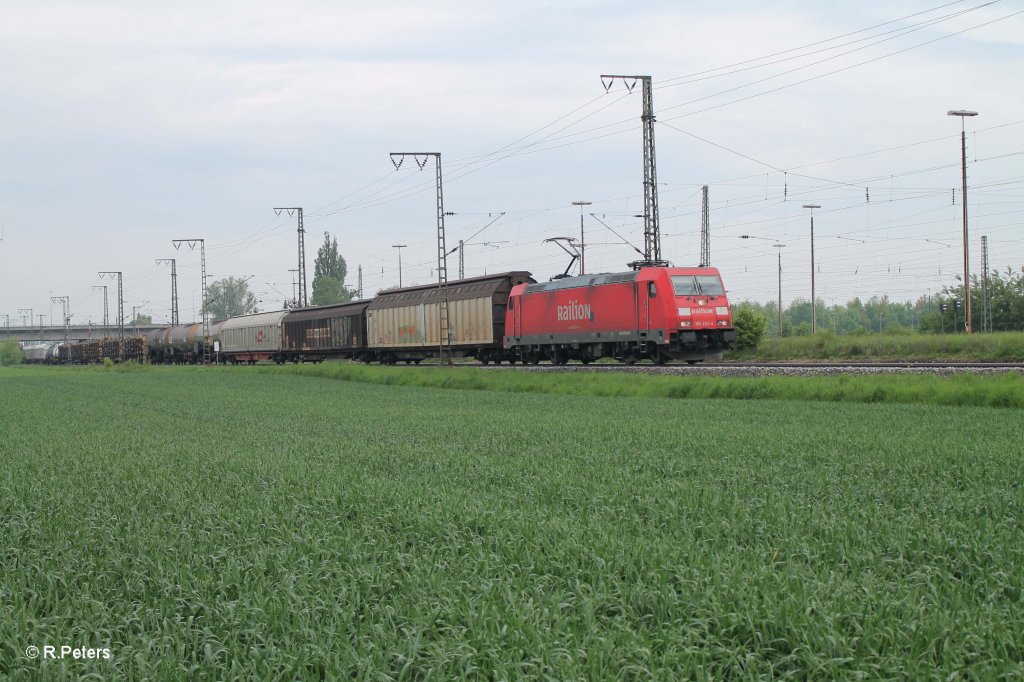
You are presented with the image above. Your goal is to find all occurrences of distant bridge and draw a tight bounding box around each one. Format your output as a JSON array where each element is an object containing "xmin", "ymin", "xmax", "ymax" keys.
[{"xmin": 1, "ymin": 324, "xmax": 183, "ymax": 344}]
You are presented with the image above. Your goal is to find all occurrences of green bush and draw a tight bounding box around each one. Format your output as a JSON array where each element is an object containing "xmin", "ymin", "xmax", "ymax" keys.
[
  {"xmin": 732, "ymin": 304, "xmax": 768, "ymax": 349},
  {"xmin": 0, "ymin": 339, "xmax": 24, "ymax": 365}
]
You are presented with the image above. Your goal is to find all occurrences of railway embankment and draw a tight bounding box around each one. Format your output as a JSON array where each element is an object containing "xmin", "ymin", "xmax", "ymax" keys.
[{"xmin": 727, "ymin": 330, "xmax": 1024, "ymax": 363}]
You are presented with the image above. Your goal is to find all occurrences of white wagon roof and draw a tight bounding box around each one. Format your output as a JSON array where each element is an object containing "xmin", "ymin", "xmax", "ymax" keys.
[{"xmin": 220, "ymin": 310, "xmax": 290, "ymax": 331}]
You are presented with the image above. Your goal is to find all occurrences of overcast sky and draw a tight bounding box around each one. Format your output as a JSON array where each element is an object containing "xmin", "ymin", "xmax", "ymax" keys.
[{"xmin": 2, "ymin": 0, "xmax": 1022, "ymax": 327}]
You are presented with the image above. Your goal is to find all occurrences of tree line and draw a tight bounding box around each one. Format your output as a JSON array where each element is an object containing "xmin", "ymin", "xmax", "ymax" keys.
[{"xmin": 734, "ymin": 266, "xmax": 1024, "ymax": 343}]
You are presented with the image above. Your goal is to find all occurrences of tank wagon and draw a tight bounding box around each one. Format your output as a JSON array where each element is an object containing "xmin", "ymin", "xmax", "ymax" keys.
[
  {"xmin": 149, "ymin": 321, "xmax": 223, "ymax": 364},
  {"xmin": 146, "ymin": 327, "xmax": 169, "ymax": 361},
  {"xmin": 367, "ymin": 272, "xmax": 534, "ymax": 364},
  {"xmin": 162, "ymin": 323, "xmax": 202, "ymax": 364},
  {"xmin": 505, "ymin": 266, "xmax": 735, "ymax": 364},
  {"xmin": 23, "ymin": 342, "xmax": 60, "ymax": 364}
]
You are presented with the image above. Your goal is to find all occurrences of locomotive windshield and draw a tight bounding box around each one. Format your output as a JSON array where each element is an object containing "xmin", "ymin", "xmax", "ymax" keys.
[
  {"xmin": 672, "ymin": 275, "xmax": 725, "ymax": 296},
  {"xmin": 671, "ymin": 276, "xmax": 699, "ymax": 296},
  {"xmin": 694, "ymin": 275, "xmax": 725, "ymax": 295}
]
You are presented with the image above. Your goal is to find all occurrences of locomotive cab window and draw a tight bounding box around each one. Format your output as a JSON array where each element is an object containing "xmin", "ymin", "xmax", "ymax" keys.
[
  {"xmin": 671, "ymin": 276, "xmax": 699, "ymax": 296},
  {"xmin": 648, "ymin": 282, "xmax": 657, "ymax": 297},
  {"xmin": 695, "ymin": 275, "xmax": 725, "ymax": 295},
  {"xmin": 672, "ymin": 275, "xmax": 724, "ymax": 296},
  {"xmin": 509, "ymin": 298, "xmax": 515, "ymax": 310}
]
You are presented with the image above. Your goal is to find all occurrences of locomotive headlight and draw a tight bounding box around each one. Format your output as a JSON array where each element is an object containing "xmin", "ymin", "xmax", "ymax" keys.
[
  {"xmin": 718, "ymin": 320, "xmax": 729, "ymax": 327},
  {"xmin": 716, "ymin": 306, "xmax": 729, "ymax": 316},
  {"xmin": 681, "ymin": 320, "xmax": 693, "ymax": 328},
  {"xmin": 678, "ymin": 307, "xmax": 691, "ymax": 317}
]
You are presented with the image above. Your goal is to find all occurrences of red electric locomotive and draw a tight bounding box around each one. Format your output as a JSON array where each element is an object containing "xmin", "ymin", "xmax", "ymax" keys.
[{"xmin": 504, "ymin": 266, "xmax": 735, "ymax": 364}]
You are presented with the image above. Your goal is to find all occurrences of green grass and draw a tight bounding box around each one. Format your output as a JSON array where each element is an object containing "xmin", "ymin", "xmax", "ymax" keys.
[
  {"xmin": 730, "ymin": 330, "xmax": 1024, "ymax": 362},
  {"xmin": 259, "ymin": 362, "xmax": 1024, "ymax": 409},
  {"xmin": 2, "ymin": 366, "xmax": 1022, "ymax": 679}
]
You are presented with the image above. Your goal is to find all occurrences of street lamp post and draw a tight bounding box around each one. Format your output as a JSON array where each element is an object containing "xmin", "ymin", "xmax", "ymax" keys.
[
  {"xmin": 774, "ymin": 243, "xmax": 786, "ymax": 337},
  {"xmin": 802, "ymin": 204, "xmax": 821, "ymax": 335},
  {"xmin": 392, "ymin": 245, "xmax": 407, "ymax": 288},
  {"xmin": 288, "ymin": 269, "xmax": 298, "ymax": 307},
  {"xmin": 739, "ymin": 234, "xmax": 788, "ymax": 337},
  {"xmin": 572, "ymin": 201, "xmax": 592, "ymax": 275},
  {"xmin": 948, "ymin": 109, "xmax": 978, "ymax": 333}
]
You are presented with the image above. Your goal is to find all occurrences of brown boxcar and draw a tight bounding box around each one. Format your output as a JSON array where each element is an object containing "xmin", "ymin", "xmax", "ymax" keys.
[
  {"xmin": 366, "ymin": 272, "xmax": 534, "ymax": 363},
  {"xmin": 280, "ymin": 300, "xmax": 370, "ymax": 362}
]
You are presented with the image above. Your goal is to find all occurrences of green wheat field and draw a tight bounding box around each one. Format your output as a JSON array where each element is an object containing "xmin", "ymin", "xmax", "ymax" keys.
[{"xmin": 1, "ymin": 366, "xmax": 1022, "ymax": 679}]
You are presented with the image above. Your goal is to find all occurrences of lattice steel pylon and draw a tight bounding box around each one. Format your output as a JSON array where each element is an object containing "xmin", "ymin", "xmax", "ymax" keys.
[
  {"xmin": 981, "ymin": 235, "xmax": 990, "ymax": 332},
  {"xmin": 90, "ymin": 286, "xmax": 108, "ymax": 332},
  {"xmin": 601, "ymin": 74, "xmax": 667, "ymax": 269},
  {"xmin": 390, "ymin": 152, "xmax": 452, "ymax": 364},
  {"xmin": 172, "ymin": 239, "xmax": 208, "ymax": 364},
  {"xmin": 50, "ymin": 296, "xmax": 70, "ymax": 363},
  {"xmin": 98, "ymin": 271, "xmax": 124, "ymax": 356},
  {"xmin": 156, "ymin": 259, "xmax": 179, "ymax": 326},
  {"xmin": 274, "ymin": 208, "xmax": 306, "ymax": 307},
  {"xmin": 357, "ymin": 265, "xmax": 363, "ymax": 300},
  {"xmin": 700, "ymin": 185, "xmax": 710, "ymax": 267}
]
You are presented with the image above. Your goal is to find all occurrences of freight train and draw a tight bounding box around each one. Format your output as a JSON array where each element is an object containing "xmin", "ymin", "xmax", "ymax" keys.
[{"xmin": 37, "ymin": 266, "xmax": 736, "ymax": 366}]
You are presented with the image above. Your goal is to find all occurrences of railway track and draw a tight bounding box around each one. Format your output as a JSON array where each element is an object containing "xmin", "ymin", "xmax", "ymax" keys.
[{"xmin": 474, "ymin": 361, "xmax": 1024, "ymax": 376}]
